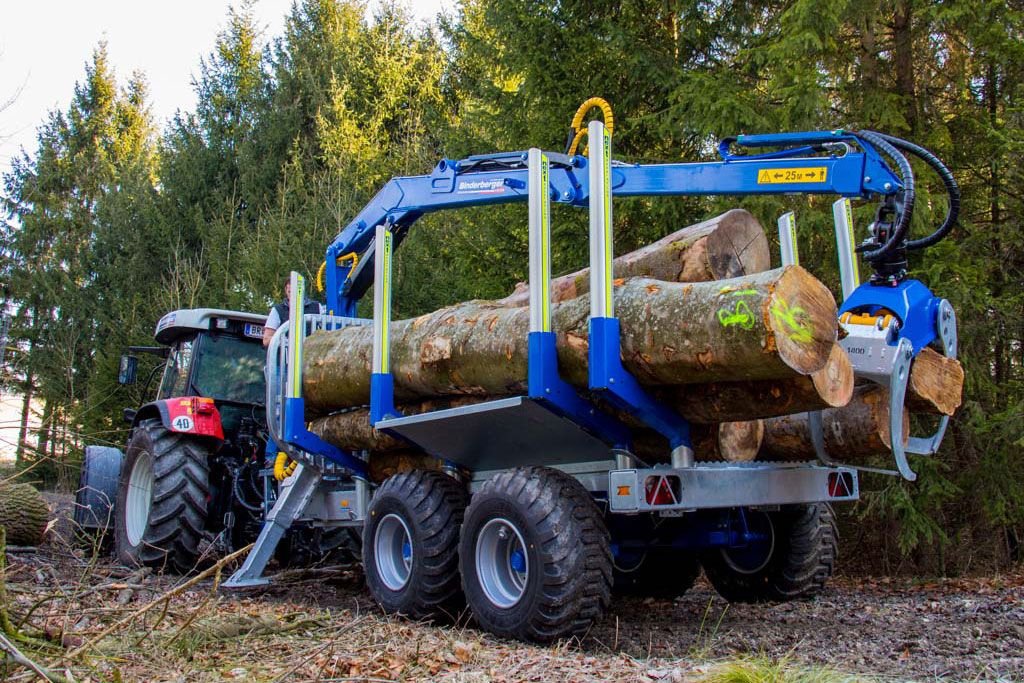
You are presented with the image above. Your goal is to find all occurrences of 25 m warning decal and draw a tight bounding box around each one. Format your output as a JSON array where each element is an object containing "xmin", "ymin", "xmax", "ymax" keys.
[{"xmin": 757, "ymin": 167, "xmax": 828, "ymax": 184}]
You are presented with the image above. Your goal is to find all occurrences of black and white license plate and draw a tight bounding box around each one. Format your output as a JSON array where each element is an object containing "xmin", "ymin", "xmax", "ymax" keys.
[{"xmin": 243, "ymin": 323, "xmax": 264, "ymax": 339}]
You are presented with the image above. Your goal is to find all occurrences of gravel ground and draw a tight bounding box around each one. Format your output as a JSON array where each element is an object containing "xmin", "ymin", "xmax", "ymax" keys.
[
  {"xmin": 590, "ymin": 575, "xmax": 1024, "ymax": 681},
  {"xmin": 6, "ymin": 493, "xmax": 1022, "ymax": 682}
]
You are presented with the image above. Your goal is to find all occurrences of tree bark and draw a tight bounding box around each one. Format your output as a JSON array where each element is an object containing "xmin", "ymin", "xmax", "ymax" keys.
[
  {"xmin": 303, "ymin": 266, "xmax": 838, "ymax": 412},
  {"xmin": 661, "ymin": 343, "xmax": 853, "ymax": 423},
  {"xmin": 498, "ymin": 209, "xmax": 770, "ymax": 306},
  {"xmin": 759, "ymin": 385, "xmax": 908, "ymax": 461},
  {"xmin": 906, "ymin": 347, "xmax": 963, "ymax": 416}
]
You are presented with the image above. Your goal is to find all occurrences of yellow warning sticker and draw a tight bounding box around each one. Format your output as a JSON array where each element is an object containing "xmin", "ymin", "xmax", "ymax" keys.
[{"xmin": 757, "ymin": 167, "xmax": 828, "ymax": 184}]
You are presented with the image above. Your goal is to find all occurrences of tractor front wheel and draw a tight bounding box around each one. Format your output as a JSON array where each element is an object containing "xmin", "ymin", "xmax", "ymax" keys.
[{"xmin": 114, "ymin": 419, "xmax": 211, "ymax": 573}]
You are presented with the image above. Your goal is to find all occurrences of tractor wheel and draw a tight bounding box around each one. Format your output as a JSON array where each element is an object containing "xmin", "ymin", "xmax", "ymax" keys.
[
  {"xmin": 459, "ymin": 466, "xmax": 612, "ymax": 642},
  {"xmin": 613, "ymin": 550, "xmax": 701, "ymax": 599},
  {"xmin": 363, "ymin": 470, "xmax": 467, "ymax": 621},
  {"xmin": 114, "ymin": 419, "xmax": 211, "ymax": 573},
  {"xmin": 701, "ymin": 504, "xmax": 837, "ymax": 604}
]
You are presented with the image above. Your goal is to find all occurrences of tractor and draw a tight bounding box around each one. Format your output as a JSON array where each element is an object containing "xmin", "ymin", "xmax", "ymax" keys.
[{"xmin": 74, "ymin": 308, "xmax": 355, "ymax": 571}]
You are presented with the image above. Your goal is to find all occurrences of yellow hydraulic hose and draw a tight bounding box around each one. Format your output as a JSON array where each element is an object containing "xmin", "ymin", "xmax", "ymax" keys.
[
  {"xmin": 273, "ymin": 452, "xmax": 298, "ymax": 481},
  {"xmin": 315, "ymin": 251, "xmax": 360, "ymax": 293},
  {"xmin": 567, "ymin": 97, "xmax": 614, "ymax": 157}
]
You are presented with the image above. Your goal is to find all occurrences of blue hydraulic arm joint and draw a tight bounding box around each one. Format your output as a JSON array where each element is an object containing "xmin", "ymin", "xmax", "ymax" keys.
[{"xmin": 585, "ymin": 121, "xmax": 693, "ymax": 464}]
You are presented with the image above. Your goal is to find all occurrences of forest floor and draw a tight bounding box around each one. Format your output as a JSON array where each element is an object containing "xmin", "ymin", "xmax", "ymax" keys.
[{"xmin": 1, "ymin": 495, "xmax": 1021, "ymax": 682}]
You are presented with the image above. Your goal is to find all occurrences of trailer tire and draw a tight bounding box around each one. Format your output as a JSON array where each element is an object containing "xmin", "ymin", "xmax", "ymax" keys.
[
  {"xmin": 701, "ymin": 504, "xmax": 837, "ymax": 603},
  {"xmin": 613, "ymin": 550, "xmax": 701, "ymax": 599},
  {"xmin": 459, "ymin": 466, "xmax": 612, "ymax": 642},
  {"xmin": 363, "ymin": 470, "xmax": 467, "ymax": 621},
  {"xmin": 114, "ymin": 419, "xmax": 210, "ymax": 573}
]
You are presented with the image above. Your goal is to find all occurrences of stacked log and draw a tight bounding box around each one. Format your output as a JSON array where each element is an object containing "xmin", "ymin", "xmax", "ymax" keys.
[{"xmin": 302, "ymin": 207, "xmax": 962, "ymax": 471}]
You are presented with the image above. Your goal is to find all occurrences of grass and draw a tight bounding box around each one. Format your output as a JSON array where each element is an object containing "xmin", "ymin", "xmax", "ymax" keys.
[{"xmin": 701, "ymin": 655, "xmax": 869, "ymax": 683}]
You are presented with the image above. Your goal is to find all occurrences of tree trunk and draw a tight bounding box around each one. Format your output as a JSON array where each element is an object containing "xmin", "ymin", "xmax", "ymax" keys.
[
  {"xmin": 498, "ymin": 209, "xmax": 770, "ymax": 306},
  {"xmin": 906, "ymin": 347, "xmax": 963, "ymax": 416},
  {"xmin": 14, "ymin": 373, "xmax": 33, "ymax": 468},
  {"xmin": 661, "ymin": 343, "xmax": 853, "ymax": 423},
  {"xmin": 759, "ymin": 385, "xmax": 908, "ymax": 461},
  {"xmin": 303, "ymin": 266, "xmax": 837, "ymax": 412}
]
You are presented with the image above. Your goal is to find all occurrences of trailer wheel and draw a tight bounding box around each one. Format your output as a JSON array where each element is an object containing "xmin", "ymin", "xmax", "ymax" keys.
[
  {"xmin": 613, "ymin": 550, "xmax": 701, "ymax": 599},
  {"xmin": 701, "ymin": 504, "xmax": 837, "ymax": 603},
  {"xmin": 114, "ymin": 419, "xmax": 210, "ymax": 573},
  {"xmin": 363, "ymin": 470, "xmax": 467, "ymax": 621},
  {"xmin": 459, "ymin": 467, "xmax": 612, "ymax": 642}
]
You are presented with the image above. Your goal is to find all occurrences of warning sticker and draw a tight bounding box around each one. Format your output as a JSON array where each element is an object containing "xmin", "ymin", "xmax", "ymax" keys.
[{"xmin": 757, "ymin": 167, "xmax": 828, "ymax": 184}]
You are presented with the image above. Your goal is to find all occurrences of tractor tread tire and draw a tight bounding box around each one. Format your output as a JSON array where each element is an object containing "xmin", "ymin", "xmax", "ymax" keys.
[
  {"xmin": 460, "ymin": 466, "xmax": 612, "ymax": 643},
  {"xmin": 115, "ymin": 419, "xmax": 210, "ymax": 574},
  {"xmin": 363, "ymin": 469, "xmax": 468, "ymax": 621},
  {"xmin": 702, "ymin": 503, "xmax": 837, "ymax": 604}
]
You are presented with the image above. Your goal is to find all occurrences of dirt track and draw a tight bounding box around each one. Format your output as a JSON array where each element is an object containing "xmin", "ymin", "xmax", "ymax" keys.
[{"xmin": 6, "ymin": 495, "xmax": 1022, "ymax": 681}]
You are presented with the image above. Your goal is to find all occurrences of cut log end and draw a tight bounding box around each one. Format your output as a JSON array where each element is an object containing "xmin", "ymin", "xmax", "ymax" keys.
[
  {"xmin": 765, "ymin": 265, "xmax": 838, "ymax": 376},
  {"xmin": 907, "ymin": 347, "xmax": 964, "ymax": 416},
  {"xmin": 812, "ymin": 343, "xmax": 855, "ymax": 408},
  {"xmin": 703, "ymin": 209, "xmax": 772, "ymax": 280}
]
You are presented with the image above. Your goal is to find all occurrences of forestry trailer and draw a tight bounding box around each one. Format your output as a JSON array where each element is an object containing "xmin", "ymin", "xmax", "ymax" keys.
[{"xmin": 79, "ymin": 100, "xmax": 960, "ymax": 643}]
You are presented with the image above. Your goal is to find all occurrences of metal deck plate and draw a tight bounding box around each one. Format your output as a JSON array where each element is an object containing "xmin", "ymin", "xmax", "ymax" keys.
[{"xmin": 376, "ymin": 397, "xmax": 612, "ymax": 471}]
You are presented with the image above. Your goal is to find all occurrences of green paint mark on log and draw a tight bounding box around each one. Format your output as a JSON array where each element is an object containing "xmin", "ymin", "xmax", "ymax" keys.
[
  {"xmin": 770, "ymin": 299, "xmax": 813, "ymax": 343},
  {"xmin": 718, "ymin": 300, "xmax": 755, "ymax": 330}
]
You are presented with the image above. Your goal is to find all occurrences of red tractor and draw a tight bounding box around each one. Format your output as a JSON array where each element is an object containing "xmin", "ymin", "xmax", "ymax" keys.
[{"xmin": 74, "ymin": 308, "xmax": 353, "ymax": 571}]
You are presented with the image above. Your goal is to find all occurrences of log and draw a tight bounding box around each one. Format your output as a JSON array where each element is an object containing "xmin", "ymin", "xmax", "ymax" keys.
[
  {"xmin": 692, "ymin": 421, "xmax": 765, "ymax": 462},
  {"xmin": 498, "ymin": 209, "xmax": 770, "ymax": 306},
  {"xmin": 662, "ymin": 343, "xmax": 854, "ymax": 423},
  {"xmin": 906, "ymin": 347, "xmax": 963, "ymax": 416},
  {"xmin": 303, "ymin": 266, "xmax": 838, "ymax": 412},
  {"xmin": 759, "ymin": 385, "xmax": 908, "ymax": 461},
  {"xmin": 0, "ymin": 483, "xmax": 50, "ymax": 546}
]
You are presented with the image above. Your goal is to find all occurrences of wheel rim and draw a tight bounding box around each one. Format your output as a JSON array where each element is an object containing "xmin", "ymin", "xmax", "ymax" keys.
[
  {"xmin": 125, "ymin": 450, "xmax": 154, "ymax": 547},
  {"xmin": 475, "ymin": 518, "xmax": 529, "ymax": 609},
  {"xmin": 375, "ymin": 513, "xmax": 414, "ymax": 591},
  {"xmin": 721, "ymin": 512, "xmax": 775, "ymax": 575}
]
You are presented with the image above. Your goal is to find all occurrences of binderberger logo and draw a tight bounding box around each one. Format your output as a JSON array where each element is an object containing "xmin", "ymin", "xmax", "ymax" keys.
[{"xmin": 456, "ymin": 178, "xmax": 505, "ymax": 194}]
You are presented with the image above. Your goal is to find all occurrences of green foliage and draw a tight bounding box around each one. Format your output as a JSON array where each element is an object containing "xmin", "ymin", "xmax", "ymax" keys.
[{"xmin": 0, "ymin": 0, "xmax": 1021, "ymax": 568}]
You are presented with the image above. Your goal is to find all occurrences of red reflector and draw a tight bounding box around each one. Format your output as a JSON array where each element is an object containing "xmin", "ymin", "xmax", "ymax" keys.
[
  {"xmin": 192, "ymin": 397, "xmax": 216, "ymax": 414},
  {"xmin": 644, "ymin": 476, "xmax": 678, "ymax": 506},
  {"xmin": 828, "ymin": 472, "xmax": 853, "ymax": 497}
]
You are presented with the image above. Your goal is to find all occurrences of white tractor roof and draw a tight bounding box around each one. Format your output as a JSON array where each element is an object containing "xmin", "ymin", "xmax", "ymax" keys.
[{"xmin": 154, "ymin": 308, "xmax": 267, "ymax": 345}]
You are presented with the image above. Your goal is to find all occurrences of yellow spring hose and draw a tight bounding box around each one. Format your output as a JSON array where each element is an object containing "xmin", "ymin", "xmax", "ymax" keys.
[{"xmin": 567, "ymin": 97, "xmax": 614, "ymax": 157}]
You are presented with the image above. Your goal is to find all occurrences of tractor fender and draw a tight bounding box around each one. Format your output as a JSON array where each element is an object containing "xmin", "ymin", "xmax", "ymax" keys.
[
  {"xmin": 74, "ymin": 445, "xmax": 124, "ymax": 531},
  {"xmin": 132, "ymin": 398, "xmax": 226, "ymax": 443}
]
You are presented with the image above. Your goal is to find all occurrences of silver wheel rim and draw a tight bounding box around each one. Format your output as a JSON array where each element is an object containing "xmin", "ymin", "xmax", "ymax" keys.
[
  {"xmin": 475, "ymin": 518, "xmax": 529, "ymax": 609},
  {"xmin": 125, "ymin": 451, "xmax": 154, "ymax": 547},
  {"xmin": 375, "ymin": 513, "xmax": 413, "ymax": 591}
]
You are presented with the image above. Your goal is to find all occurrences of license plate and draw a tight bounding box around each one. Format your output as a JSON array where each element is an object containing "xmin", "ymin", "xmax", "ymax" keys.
[{"xmin": 243, "ymin": 323, "xmax": 264, "ymax": 339}]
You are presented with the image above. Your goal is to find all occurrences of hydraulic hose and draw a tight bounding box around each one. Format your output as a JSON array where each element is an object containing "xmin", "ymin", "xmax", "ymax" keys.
[
  {"xmin": 867, "ymin": 132, "xmax": 960, "ymax": 250},
  {"xmin": 852, "ymin": 130, "xmax": 916, "ymax": 262}
]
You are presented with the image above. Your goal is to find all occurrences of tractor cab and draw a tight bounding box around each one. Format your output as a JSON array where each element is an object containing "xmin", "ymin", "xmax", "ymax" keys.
[{"xmin": 120, "ymin": 308, "xmax": 268, "ymax": 436}]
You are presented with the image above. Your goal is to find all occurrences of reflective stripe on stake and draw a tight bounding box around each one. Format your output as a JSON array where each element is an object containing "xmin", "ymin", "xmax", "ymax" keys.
[
  {"xmin": 832, "ymin": 198, "xmax": 860, "ymax": 301},
  {"xmin": 527, "ymin": 148, "xmax": 552, "ymax": 333},
  {"xmin": 371, "ymin": 225, "xmax": 394, "ymax": 375},
  {"xmin": 288, "ymin": 272, "xmax": 304, "ymax": 398},
  {"xmin": 588, "ymin": 120, "xmax": 614, "ymax": 319},
  {"xmin": 778, "ymin": 211, "xmax": 799, "ymax": 266}
]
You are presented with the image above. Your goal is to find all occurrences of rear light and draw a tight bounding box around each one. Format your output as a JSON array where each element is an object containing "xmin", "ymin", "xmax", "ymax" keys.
[
  {"xmin": 192, "ymin": 397, "xmax": 216, "ymax": 415},
  {"xmin": 827, "ymin": 471, "xmax": 854, "ymax": 497},
  {"xmin": 644, "ymin": 475, "xmax": 680, "ymax": 506}
]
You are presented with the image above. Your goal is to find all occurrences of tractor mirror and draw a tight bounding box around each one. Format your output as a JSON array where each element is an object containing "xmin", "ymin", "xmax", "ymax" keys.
[{"xmin": 118, "ymin": 355, "xmax": 138, "ymax": 385}]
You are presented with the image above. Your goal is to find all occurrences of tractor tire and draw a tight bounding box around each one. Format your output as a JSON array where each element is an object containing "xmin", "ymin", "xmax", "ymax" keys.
[
  {"xmin": 363, "ymin": 469, "xmax": 467, "ymax": 621},
  {"xmin": 114, "ymin": 419, "xmax": 211, "ymax": 573},
  {"xmin": 459, "ymin": 466, "xmax": 612, "ymax": 643},
  {"xmin": 701, "ymin": 503, "xmax": 837, "ymax": 604},
  {"xmin": 613, "ymin": 550, "xmax": 701, "ymax": 599}
]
